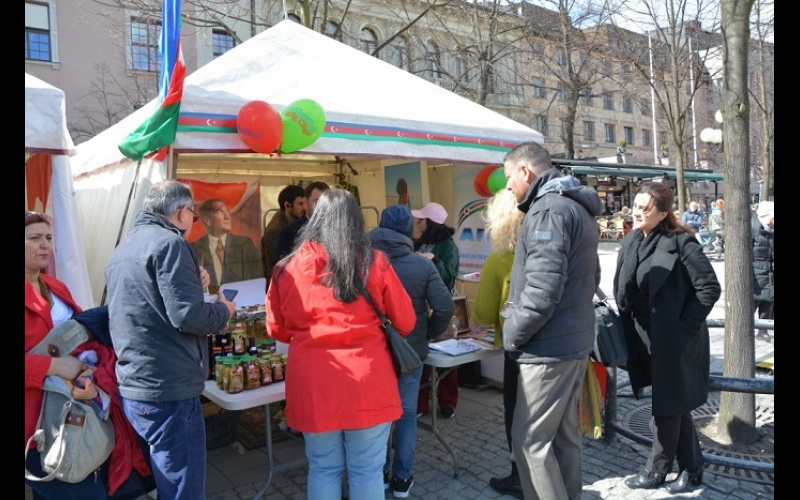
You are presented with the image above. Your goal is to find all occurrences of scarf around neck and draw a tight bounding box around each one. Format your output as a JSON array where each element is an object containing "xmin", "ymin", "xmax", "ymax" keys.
[{"xmin": 615, "ymin": 226, "xmax": 663, "ymax": 313}]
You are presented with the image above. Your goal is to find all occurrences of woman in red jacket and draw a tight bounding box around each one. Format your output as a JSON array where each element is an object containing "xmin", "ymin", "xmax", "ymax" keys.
[
  {"xmin": 25, "ymin": 211, "xmax": 152, "ymax": 499},
  {"xmin": 266, "ymin": 190, "xmax": 415, "ymax": 500}
]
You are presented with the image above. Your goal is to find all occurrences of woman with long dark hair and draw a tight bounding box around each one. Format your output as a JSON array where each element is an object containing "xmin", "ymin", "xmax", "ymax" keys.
[
  {"xmin": 614, "ymin": 182, "xmax": 720, "ymax": 493},
  {"xmin": 266, "ymin": 189, "xmax": 415, "ymax": 500}
]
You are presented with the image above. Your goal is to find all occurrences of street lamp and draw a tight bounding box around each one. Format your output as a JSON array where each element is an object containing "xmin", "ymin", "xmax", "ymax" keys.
[{"xmin": 700, "ymin": 110, "xmax": 724, "ymax": 155}]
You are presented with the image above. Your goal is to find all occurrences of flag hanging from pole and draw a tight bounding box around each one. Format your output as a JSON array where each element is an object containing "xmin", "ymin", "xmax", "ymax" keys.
[{"xmin": 118, "ymin": 0, "xmax": 185, "ymax": 161}]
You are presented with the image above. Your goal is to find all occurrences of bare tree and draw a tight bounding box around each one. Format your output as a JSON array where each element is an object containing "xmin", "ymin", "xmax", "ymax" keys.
[
  {"xmin": 718, "ymin": 0, "xmax": 758, "ymax": 445},
  {"xmin": 609, "ymin": 0, "xmax": 721, "ymax": 212},
  {"xmin": 749, "ymin": 0, "xmax": 774, "ymax": 201}
]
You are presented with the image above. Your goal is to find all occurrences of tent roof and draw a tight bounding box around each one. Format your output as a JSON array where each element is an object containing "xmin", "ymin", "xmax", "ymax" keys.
[
  {"xmin": 25, "ymin": 73, "xmax": 75, "ymax": 155},
  {"xmin": 73, "ymin": 20, "xmax": 542, "ymax": 177}
]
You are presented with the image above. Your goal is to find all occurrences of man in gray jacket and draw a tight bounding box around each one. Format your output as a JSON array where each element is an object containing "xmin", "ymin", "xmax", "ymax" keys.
[
  {"xmin": 501, "ymin": 142, "xmax": 602, "ymax": 500},
  {"xmin": 105, "ymin": 180, "xmax": 235, "ymax": 500},
  {"xmin": 368, "ymin": 204, "xmax": 454, "ymax": 498}
]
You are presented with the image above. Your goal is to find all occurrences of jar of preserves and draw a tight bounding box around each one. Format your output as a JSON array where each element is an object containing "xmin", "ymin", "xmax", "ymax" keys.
[
  {"xmin": 258, "ymin": 358, "xmax": 273, "ymax": 385},
  {"xmin": 271, "ymin": 356, "xmax": 285, "ymax": 382},
  {"xmin": 243, "ymin": 355, "xmax": 261, "ymax": 390},
  {"xmin": 225, "ymin": 359, "xmax": 244, "ymax": 394}
]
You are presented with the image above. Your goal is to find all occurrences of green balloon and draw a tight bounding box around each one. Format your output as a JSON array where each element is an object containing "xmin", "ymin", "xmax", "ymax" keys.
[
  {"xmin": 487, "ymin": 167, "xmax": 507, "ymax": 194},
  {"xmin": 280, "ymin": 99, "xmax": 326, "ymax": 153}
]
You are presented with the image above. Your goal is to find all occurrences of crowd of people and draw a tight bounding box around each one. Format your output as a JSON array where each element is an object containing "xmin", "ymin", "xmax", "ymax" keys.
[{"xmin": 26, "ymin": 139, "xmax": 771, "ymax": 499}]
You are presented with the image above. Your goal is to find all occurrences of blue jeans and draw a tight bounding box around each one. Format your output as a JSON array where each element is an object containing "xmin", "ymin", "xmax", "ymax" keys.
[
  {"xmin": 304, "ymin": 422, "xmax": 392, "ymax": 500},
  {"xmin": 122, "ymin": 396, "xmax": 206, "ymax": 500},
  {"xmin": 386, "ymin": 364, "xmax": 423, "ymax": 481}
]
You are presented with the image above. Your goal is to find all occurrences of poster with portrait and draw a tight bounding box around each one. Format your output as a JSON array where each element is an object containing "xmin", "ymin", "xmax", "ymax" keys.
[
  {"xmin": 177, "ymin": 177, "xmax": 263, "ymax": 289},
  {"xmin": 384, "ymin": 162, "xmax": 423, "ymax": 210}
]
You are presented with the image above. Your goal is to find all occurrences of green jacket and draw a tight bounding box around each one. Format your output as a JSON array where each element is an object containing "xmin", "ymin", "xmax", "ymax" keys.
[
  {"xmin": 472, "ymin": 251, "xmax": 513, "ymax": 347},
  {"xmin": 428, "ymin": 237, "xmax": 460, "ymax": 294}
]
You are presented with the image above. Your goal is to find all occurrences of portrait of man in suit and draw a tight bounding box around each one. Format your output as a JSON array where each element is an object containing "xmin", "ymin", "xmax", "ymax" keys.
[{"xmin": 191, "ymin": 198, "xmax": 262, "ymax": 292}]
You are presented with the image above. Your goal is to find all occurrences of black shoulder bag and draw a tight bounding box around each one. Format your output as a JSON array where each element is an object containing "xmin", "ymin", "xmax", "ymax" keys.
[
  {"xmin": 356, "ymin": 280, "xmax": 422, "ymax": 378},
  {"xmin": 591, "ymin": 287, "xmax": 628, "ymax": 367}
]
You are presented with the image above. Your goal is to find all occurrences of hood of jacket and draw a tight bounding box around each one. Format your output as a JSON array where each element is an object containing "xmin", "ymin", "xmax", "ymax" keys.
[
  {"xmin": 368, "ymin": 227, "xmax": 414, "ymax": 259},
  {"xmin": 518, "ymin": 169, "xmax": 602, "ymax": 217}
]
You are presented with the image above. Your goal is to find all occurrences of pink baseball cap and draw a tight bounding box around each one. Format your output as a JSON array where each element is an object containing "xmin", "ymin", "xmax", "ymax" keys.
[{"xmin": 411, "ymin": 202, "xmax": 448, "ymax": 225}]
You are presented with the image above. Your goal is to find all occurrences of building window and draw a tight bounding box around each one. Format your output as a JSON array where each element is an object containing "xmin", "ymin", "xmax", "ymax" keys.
[
  {"xmin": 556, "ymin": 82, "xmax": 567, "ymax": 101},
  {"xmin": 583, "ymin": 121, "xmax": 595, "ymax": 142},
  {"xmin": 659, "ymin": 132, "xmax": 668, "ymax": 147},
  {"xmin": 455, "ymin": 48, "xmax": 469, "ymax": 84},
  {"xmin": 325, "ymin": 21, "xmax": 342, "ymax": 41},
  {"xmin": 555, "ymin": 49, "xmax": 567, "ymax": 67},
  {"xmin": 360, "ymin": 27, "xmax": 377, "ymax": 56},
  {"xmin": 600, "ymin": 59, "xmax": 612, "ymax": 76},
  {"xmin": 530, "ymin": 41, "xmax": 541, "ymax": 60},
  {"xmin": 425, "ymin": 40, "xmax": 442, "ymax": 79},
  {"xmin": 286, "ymin": 14, "xmax": 301, "ymax": 23},
  {"xmin": 579, "ymin": 90, "xmax": 593, "ymax": 106},
  {"xmin": 624, "ymin": 126, "xmax": 634, "ymax": 145},
  {"xmin": 485, "ymin": 64, "xmax": 496, "ymax": 93},
  {"xmin": 531, "ymin": 77, "xmax": 546, "ymax": 98},
  {"xmin": 559, "ymin": 118, "xmax": 567, "ymax": 138},
  {"xmin": 621, "ymin": 64, "xmax": 631, "ymax": 78},
  {"xmin": 642, "ymin": 128, "xmax": 652, "ymax": 146},
  {"xmin": 131, "ymin": 17, "xmax": 160, "ymax": 72},
  {"xmin": 602, "ymin": 92, "xmax": 614, "ymax": 110},
  {"xmin": 212, "ymin": 30, "xmax": 235, "ymax": 58},
  {"xmin": 622, "ymin": 95, "xmax": 633, "ymax": 113},
  {"xmin": 639, "ymin": 98, "xmax": 651, "ymax": 116},
  {"xmin": 604, "ymin": 123, "xmax": 616, "ymax": 143},
  {"xmin": 533, "ymin": 115, "xmax": 548, "ymax": 136},
  {"xmin": 25, "ymin": 1, "xmax": 51, "ymax": 61},
  {"xmin": 390, "ymin": 35, "xmax": 410, "ymax": 71}
]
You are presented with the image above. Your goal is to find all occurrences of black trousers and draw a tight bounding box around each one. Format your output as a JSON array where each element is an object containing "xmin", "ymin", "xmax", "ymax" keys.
[
  {"xmin": 502, "ymin": 351, "xmax": 520, "ymax": 476},
  {"xmin": 646, "ymin": 411, "xmax": 704, "ymax": 474}
]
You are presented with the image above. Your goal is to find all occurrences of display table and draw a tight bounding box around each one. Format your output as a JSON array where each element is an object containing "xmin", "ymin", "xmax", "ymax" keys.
[
  {"xmin": 202, "ymin": 381, "xmax": 305, "ymax": 500},
  {"xmin": 421, "ymin": 345, "xmax": 503, "ymax": 478}
]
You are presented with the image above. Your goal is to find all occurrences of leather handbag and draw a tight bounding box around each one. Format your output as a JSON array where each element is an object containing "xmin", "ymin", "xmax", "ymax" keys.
[
  {"xmin": 25, "ymin": 321, "xmax": 115, "ymax": 483},
  {"xmin": 356, "ymin": 280, "xmax": 422, "ymax": 378},
  {"xmin": 591, "ymin": 288, "xmax": 628, "ymax": 367}
]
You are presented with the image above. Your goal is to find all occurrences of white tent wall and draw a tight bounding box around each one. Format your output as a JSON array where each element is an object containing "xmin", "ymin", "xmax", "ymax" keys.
[{"xmin": 25, "ymin": 73, "xmax": 94, "ymax": 309}]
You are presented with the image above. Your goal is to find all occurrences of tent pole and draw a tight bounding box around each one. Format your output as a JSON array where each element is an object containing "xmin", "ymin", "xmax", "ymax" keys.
[
  {"xmin": 100, "ymin": 158, "xmax": 143, "ymax": 306},
  {"xmin": 166, "ymin": 145, "xmax": 176, "ymax": 179}
]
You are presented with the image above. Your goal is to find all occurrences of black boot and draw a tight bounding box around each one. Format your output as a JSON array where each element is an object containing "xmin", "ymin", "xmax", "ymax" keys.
[
  {"xmin": 665, "ymin": 468, "xmax": 703, "ymax": 493},
  {"xmin": 489, "ymin": 473, "xmax": 522, "ymax": 495},
  {"xmin": 624, "ymin": 467, "xmax": 666, "ymax": 489}
]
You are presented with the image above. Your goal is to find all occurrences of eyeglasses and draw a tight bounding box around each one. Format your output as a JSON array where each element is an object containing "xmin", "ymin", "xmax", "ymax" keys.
[{"xmin": 188, "ymin": 208, "xmax": 199, "ymax": 223}]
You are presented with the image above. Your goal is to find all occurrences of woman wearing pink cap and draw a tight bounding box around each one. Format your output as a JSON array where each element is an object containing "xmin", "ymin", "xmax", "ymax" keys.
[{"xmin": 411, "ymin": 202, "xmax": 461, "ymax": 419}]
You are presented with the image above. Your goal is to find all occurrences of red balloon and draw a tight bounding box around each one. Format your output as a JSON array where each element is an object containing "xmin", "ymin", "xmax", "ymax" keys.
[
  {"xmin": 236, "ymin": 101, "xmax": 283, "ymax": 153},
  {"xmin": 474, "ymin": 165, "xmax": 497, "ymax": 198}
]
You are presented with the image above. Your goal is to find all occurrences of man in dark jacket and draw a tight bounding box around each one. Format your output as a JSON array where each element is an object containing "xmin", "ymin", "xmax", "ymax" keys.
[
  {"xmin": 273, "ymin": 181, "xmax": 330, "ymax": 265},
  {"xmin": 752, "ymin": 201, "xmax": 774, "ymax": 342},
  {"xmin": 501, "ymin": 142, "xmax": 602, "ymax": 500},
  {"xmin": 105, "ymin": 180, "xmax": 234, "ymax": 500},
  {"xmin": 680, "ymin": 201, "xmax": 703, "ymax": 234},
  {"xmin": 368, "ymin": 204, "xmax": 454, "ymax": 498}
]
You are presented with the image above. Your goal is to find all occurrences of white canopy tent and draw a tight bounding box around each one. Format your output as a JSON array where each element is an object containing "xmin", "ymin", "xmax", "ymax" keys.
[
  {"xmin": 71, "ymin": 20, "xmax": 543, "ymax": 304},
  {"xmin": 25, "ymin": 73, "xmax": 94, "ymax": 308}
]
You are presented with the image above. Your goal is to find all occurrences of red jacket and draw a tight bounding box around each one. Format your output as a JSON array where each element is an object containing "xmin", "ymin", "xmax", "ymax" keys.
[
  {"xmin": 266, "ymin": 242, "xmax": 415, "ymax": 433},
  {"xmin": 25, "ymin": 275, "xmax": 150, "ymax": 494}
]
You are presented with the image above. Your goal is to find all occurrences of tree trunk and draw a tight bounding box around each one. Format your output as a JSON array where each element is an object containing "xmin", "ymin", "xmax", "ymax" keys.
[{"xmin": 718, "ymin": 0, "xmax": 758, "ymax": 445}]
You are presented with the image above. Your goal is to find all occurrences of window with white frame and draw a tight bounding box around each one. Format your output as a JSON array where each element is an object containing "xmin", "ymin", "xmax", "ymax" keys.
[
  {"xmin": 325, "ymin": 21, "xmax": 342, "ymax": 41},
  {"xmin": 390, "ymin": 35, "xmax": 410, "ymax": 71},
  {"xmin": 604, "ymin": 123, "xmax": 616, "ymax": 143},
  {"xmin": 360, "ymin": 27, "xmax": 377, "ymax": 56},
  {"xmin": 212, "ymin": 30, "xmax": 235, "ymax": 58},
  {"xmin": 25, "ymin": 1, "xmax": 52, "ymax": 61},
  {"xmin": 425, "ymin": 40, "xmax": 442, "ymax": 79},
  {"xmin": 583, "ymin": 121, "xmax": 595, "ymax": 141},
  {"xmin": 642, "ymin": 128, "xmax": 652, "ymax": 146},
  {"xmin": 624, "ymin": 126, "xmax": 634, "ymax": 145},
  {"xmin": 533, "ymin": 115, "xmax": 548, "ymax": 136},
  {"xmin": 602, "ymin": 92, "xmax": 614, "ymax": 110},
  {"xmin": 130, "ymin": 17, "xmax": 160, "ymax": 72},
  {"xmin": 622, "ymin": 95, "xmax": 633, "ymax": 113},
  {"xmin": 579, "ymin": 89, "xmax": 592, "ymax": 106},
  {"xmin": 531, "ymin": 77, "xmax": 546, "ymax": 98}
]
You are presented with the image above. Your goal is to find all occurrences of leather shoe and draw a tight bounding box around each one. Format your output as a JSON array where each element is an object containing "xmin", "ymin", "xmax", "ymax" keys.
[
  {"xmin": 665, "ymin": 468, "xmax": 703, "ymax": 494},
  {"xmin": 624, "ymin": 467, "xmax": 666, "ymax": 489},
  {"xmin": 489, "ymin": 474, "xmax": 522, "ymax": 494}
]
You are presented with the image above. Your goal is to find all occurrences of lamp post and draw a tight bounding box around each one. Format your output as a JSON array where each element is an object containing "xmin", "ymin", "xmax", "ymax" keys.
[{"xmin": 700, "ymin": 110, "xmax": 724, "ymax": 155}]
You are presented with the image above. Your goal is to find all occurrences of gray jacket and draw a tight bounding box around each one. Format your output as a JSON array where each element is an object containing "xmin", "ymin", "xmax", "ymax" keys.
[
  {"xmin": 105, "ymin": 211, "xmax": 231, "ymax": 402},
  {"xmin": 368, "ymin": 227, "xmax": 454, "ymax": 360},
  {"xmin": 502, "ymin": 169, "xmax": 602, "ymax": 363}
]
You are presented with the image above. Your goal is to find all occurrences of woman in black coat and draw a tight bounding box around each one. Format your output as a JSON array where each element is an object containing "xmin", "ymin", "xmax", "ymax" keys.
[{"xmin": 613, "ymin": 182, "xmax": 721, "ymax": 493}]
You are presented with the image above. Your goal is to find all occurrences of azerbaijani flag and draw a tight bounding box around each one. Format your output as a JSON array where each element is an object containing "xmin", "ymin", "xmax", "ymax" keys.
[{"xmin": 118, "ymin": 0, "xmax": 185, "ymax": 161}]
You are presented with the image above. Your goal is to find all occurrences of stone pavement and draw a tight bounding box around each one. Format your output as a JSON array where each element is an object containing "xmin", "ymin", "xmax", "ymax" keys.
[{"xmin": 203, "ymin": 245, "xmax": 774, "ymax": 500}]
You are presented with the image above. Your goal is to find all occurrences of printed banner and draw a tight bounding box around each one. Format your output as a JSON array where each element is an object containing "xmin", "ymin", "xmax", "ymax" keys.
[{"xmin": 452, "ymin": 164, "xmax": 500, "ymax": 274}]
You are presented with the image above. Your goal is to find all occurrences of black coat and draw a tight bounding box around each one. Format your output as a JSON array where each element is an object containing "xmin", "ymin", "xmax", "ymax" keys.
[
  {"xmin": 614, "ymin": 230, "xmax": 721, "ymax": 416},
  {"xmin": 751, "ymin": 216, "xmax": 774, "ymax": 302}
]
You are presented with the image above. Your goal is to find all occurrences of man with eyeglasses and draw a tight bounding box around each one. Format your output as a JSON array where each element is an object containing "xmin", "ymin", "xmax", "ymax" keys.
[
  {"xmin": 104, "ymin": 180, "xmax": 235, "ymax": 500},
  {"xmin": 191, "ymin": 198, "xmax": 262, "ymax": 292}
]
